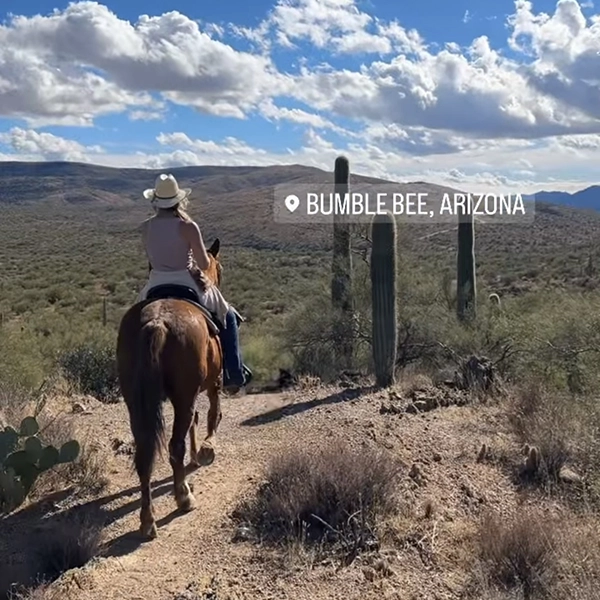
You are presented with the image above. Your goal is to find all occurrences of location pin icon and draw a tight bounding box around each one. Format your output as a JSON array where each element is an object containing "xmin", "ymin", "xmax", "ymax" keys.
[{"xmin": 284, "ymin": 194, "xmax": 300, "ymax": 213}]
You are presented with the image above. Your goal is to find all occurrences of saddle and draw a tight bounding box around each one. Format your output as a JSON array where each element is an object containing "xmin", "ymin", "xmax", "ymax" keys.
[{"xmin": 145, "ymin": 284, "xmax": 221, "ymax": 335}]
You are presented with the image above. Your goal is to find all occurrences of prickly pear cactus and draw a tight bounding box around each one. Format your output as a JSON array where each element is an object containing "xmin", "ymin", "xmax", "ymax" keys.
[{"xmin": 0, "ymin": 416, "xmax": 81, "ymax": 514}]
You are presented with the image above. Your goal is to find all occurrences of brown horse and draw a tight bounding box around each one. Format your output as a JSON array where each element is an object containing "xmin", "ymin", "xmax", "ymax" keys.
[{"xmin": 116, "ymin": 238, "xmax": 223, "ymax": 539}]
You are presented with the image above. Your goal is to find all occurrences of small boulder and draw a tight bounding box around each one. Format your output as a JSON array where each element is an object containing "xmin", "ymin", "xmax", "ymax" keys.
[{"xmin": 559, "ymin": 466, "xmax": 583, "ymax": 484}]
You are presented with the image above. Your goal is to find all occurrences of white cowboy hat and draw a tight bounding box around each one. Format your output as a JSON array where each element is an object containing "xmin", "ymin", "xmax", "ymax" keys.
[{"xmin": 143, "ymin": 173, "xmax": 191, "ymax": 209}]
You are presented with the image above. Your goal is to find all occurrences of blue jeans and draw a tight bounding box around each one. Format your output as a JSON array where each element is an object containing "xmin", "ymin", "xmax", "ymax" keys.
[{"xmin": 219, "ymin": 308, "xmax": 250, "ymax": 388}]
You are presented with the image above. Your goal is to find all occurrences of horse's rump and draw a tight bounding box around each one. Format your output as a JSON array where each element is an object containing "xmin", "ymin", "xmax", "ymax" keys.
[{"xmin": 117, "ymin": 299, "xmax": 222, "ymax": 401}]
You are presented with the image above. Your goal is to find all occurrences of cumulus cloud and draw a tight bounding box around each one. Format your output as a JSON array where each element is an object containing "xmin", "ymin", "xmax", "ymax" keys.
[
  {"xmin": 257, "ymin": 99, "xmax": 354, "ymax": 135},
  {"xmin": 0, "ymin": 127, "xmax": 103, "ymax": 161},
  {"xmin": 3, "ymin": 123, "xmax": 593, "ymax": 193},
  {"xmin": 288, "ymin": 28, "xmax": 600, "ymax": 139},
  {"xmin": 157, "ymin": 132, "xmax": 268, "ymax": 157},
  {"xmin": 0, "ymin": 0, "xmax": 599, "ymax": 192},
  {"xmin": 0, "ymin": 0, "xmax": 598, "ymax": 140},
  {"xmin": 508, "ymin": 0, "xmax": 600, "ymax": 120},
  {"xmin": 0, "ymin": 2, "xmax": 282, "ymax": 122},
  {"xmin": 233, "ymin": 0, "xmax": 424, "ymax": 55},
  {"xmin": 134, "ymin": 129, "xmax": 599, "ymax": 193}
]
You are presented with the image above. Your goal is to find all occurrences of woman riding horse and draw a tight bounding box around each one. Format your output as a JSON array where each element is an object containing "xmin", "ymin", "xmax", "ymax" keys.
[
  {"xmin": 137, "ymin": 173, "xmax": 250, "ymax": 391},
  {"xmin": 116, "ymin": 173, "xmax": 250, "ymax": 538}
]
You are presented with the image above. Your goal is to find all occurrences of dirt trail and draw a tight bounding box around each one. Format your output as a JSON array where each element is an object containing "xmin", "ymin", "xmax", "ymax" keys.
[{"xmin": 5, "ymin": 385, "xmax": 520, "ymax": 600}]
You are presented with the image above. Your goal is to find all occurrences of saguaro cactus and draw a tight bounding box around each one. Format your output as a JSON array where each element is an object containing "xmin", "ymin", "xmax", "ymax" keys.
[
  {"xmin": 370, "ymin": 212, "xmax": 397, "ymax": 387},
  {"xmin": 456, "ymin": 207, "xmax": 476, "ymax": 322},
  {"xmin": 331, "ymin": 155, "xmax": 353, "ymax": 368}
]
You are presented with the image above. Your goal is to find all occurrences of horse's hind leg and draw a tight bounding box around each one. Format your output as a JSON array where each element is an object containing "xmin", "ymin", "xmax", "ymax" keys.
[
  {"xmin": 188, "ymin": 409, "xmax": 200, "ymax": 468},
  {"xmin": 135, "ymin": 443, "xmax": 158, "ymax": 539},
  {"xmin": 197, "ymin": 382, "xmax": 222, "ymax": 466},
  {"xmin": 169, "ymin": 402, "xmax": 197, "ymax": 512}
]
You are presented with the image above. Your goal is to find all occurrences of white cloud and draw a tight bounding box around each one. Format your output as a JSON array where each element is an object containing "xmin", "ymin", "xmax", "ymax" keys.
[
  {"xmin": 128, "ymin": 109, "xmax": 166, "ymax": 121},
  {"xmin": 0, "ymin": 0, "xmax": 598, "ymax": 142},
  {"xmin": 553, "ymin": 133, "xmax": 600, "ymax": 149},
  {"xmin": 257, "ymin": 99, "xmax": 354, "ymax": 135},
  {"xmin": 287, "ymin": 26, "xmax": 600, "ymax": 139},
  {"xmin": 0, "ymin": 2, "xmax": 282, "ymax": 123},
  {"xmin": 0, "ymin": 0, "xmax": 599, "ymax": 193},
  {"xmin": 0, "ymin": 127, "xmax": 103, "ymax": 161},
  {"xmin": 508, "ymin": 0, "xmax": 600, "ymax": 119},
  {"xmin": 233, "ymin": 0, "xmax": 424, "ymax": 55}
]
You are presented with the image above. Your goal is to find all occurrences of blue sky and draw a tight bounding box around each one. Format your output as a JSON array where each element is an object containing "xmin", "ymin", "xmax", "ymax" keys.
[{"xmin": 0, "ymin": 0, "xmax": 598, "ymax": 192}]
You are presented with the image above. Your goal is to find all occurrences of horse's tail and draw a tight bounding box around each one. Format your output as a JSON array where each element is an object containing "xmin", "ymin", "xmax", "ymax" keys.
[{"xmin": 131, "ymin": 319, "xmax": 168, "ymax": 474}]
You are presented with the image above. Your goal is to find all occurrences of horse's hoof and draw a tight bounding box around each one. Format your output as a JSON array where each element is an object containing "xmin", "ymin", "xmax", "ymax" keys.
[
  {"xmin": 177, "ymin": 493, "xmax": 197, "ymax": 512},
  {"xmin": 197, "ymin": 444, "xmax": 215, "ymax": 466},
  {"xmin": 188, "ymin": 458, "xmax": 201, "ymax": 469},
  {"xmin": 140, "ymin": 522, "xmax": 158, "ymax": 539}
]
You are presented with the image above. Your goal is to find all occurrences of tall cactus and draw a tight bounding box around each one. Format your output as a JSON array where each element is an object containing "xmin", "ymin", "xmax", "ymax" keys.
[
  {"xmin": 331, "ymin": 155, "xmax": 354, "ymax": 369},
  {"xmin": 370, "ymin": 212, "xmax": 397, "ymax": 387},
  {"xmin": 456, "ymin": 207, "xmax": 476, "ymax": 322}
]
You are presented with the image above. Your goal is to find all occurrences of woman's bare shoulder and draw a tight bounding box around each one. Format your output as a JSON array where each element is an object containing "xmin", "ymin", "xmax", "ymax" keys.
[
  {"xmin": 139, "ymin": 217, "xmax": 153, "ymax": 233},
  {"xmin": 180, "ymin": 219, "xmax": 200, "ymax": 233}
]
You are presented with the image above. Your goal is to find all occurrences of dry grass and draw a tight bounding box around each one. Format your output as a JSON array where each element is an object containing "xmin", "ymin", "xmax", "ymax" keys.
[
  {"xmin": 34, "ymin": 414, "xmax": 109, "ymax": 498},
  {"xmin": 507, "ymin": 381, "xmax": 600, "ymax": 503},
  {"xmin": 470, "ymin": 509, "xmax": 600, "ymax": 600},
  {"xmin": 6, "ymin": 515, "xmax": 105, "ymax": 600},
  {"xmin": 33, "ymin": 515, "xmax": 105, "ymax": 582},
  {"xmin": 477, "ymin": 509, "xmax": 558, "ymax": 598},
  {"xmin": 233, "ymin": 439, "xmax": 403, "ymax": 557},
  {"xmin": 0, "ymin": 380, "xmax": 109, "ymax": 511},
  {"xmin": 8, "ymin": 583, "xmax": 52, "ymax": 600}
]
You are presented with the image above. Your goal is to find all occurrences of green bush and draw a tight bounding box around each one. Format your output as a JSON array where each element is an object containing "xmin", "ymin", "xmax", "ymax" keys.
[
  {"xmin": 241, "ymin": 330, "xmax": 291, "ymax": 384},
  {"xmin": 58, "ymin": 343, "xmax": 120, "ymax": 402},
  {"xmin": 0, "ymin": 325, "xmax": 49, "ymax": 390}
]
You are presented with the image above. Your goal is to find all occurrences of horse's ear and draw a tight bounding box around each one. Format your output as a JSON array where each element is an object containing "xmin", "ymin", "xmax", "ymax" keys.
[{"xmin": 207, "ymin": 238, "xmax": 220, "ymax": 257}]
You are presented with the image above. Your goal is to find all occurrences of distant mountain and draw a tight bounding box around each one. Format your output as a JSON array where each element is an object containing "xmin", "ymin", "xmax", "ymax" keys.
[
  {"xmin": 4, "ymin": 160, "xmax": 600, "ymax": 296},
  {"xmin": 530, "ymin": 185, "xmax": 600, "ymax": 212},
  {"xmin": 0, "ymin": 160, "xmax": 464, "ymax": 251}
]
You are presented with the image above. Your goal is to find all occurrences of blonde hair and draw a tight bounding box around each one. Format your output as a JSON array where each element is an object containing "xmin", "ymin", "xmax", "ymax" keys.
[{"xmin": 155, "ymin": 198, "xmax": 192, "ymax": 222}]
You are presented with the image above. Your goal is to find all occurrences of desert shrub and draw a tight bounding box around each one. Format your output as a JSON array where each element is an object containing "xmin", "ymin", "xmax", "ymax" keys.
[
  {"xmin": 35, "ymin": 518, "xmax": 104, "ymax": 581},
  {"xmin": 0, "ymin": 325, "xmax": 49, "ymax": 390},
  {"xmin": 477, "ymin": 510, "xmax": 558, "ymax": 599},
  {"xmin": 234, "ymin": 439, "xmax": 402, "ymax": 554},
  {"xmin": 0, "ymin": 381, "xmax": 36, "ymax": 429},
  {"xmin": 508, "ymin": 381, "xmax": 600, "ymax": 502},
  {"xmin": 58, "ymin": 343, "xmax": 119, "ymax": 402},
  {"xmin": 8, "ymin": 583, "xmax": 53, "ymax": 600},
  {"xmin": 279, "ymin": 267, "xmax": 374, "ymax": 380},
  {"xmin": 281, "ymin": 301, "xmax": 349, "ymax": 380},
  {"xmin": 34, "ymin": 416, "xmax": 108, "ymax": 498},
  {"xmin": 241, "ymin": 329, "xmax": 291, "ymax": 384},
  {"xmin": 473, "ymin": 510, "xmax": 600, "ymax": 600},
  {"xmin": 505, "ymin": 292, "xmax": 600, "ymax": 394}
]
